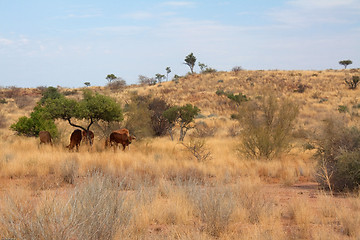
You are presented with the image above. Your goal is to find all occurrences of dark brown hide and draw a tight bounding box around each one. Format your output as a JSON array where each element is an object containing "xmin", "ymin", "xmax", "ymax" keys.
[
  {"xmin": 109, "ymin": 128, "xmax": 135, "ymax": 151},
  {"xmin": 67, "ymin": 129, "xmax": 82, "ymax": 151},
  {"xmin": 82, "ymin": 130, "xmax": 94, "ymax": 145},
  {"xmin": 39, "ymin": 131, "xmax": 52, "ymax": 145}
]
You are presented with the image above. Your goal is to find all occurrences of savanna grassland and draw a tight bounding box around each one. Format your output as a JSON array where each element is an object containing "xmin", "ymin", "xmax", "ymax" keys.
[{"xmin": 1, "ymin": 69, "xmax": 360, "ymax": 239}]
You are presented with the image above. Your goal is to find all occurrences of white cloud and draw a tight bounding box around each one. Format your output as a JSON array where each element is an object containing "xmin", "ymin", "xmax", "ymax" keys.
[{"xmin": 0, "ymin": 38, "xmax": 13, "ymax": 46}]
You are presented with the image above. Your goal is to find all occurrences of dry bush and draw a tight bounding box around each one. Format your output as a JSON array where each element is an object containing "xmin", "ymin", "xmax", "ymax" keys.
[
  {"xmin": 106, "ymin": 78, "xmax": 126, "ymax": 90},
  {"xmin": 14, "ymin": 95, "xmax": 34, "ymax": 109},
  {"xmin": 4, "ymin": 86, "xmax": 21, "ymax": 98},
  {"xmin": 191, "ymin": 121, "xmax": 217, "ymax": 138},
  {"xmin": 181, "ymin": 138, "xmax": 212, "ymax": 162}
]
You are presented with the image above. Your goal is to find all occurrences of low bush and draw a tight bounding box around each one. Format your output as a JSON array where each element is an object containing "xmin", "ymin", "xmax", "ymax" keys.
[
  {"xmin": 181, "ymin": 138, "xmax": 212, "ymax": 162},
  {"xmin": 14, "ymin": 96, "xmax": 34, "ymax": 109},
  {"xmin": 315, "ymin": 118, "xmax": 360, "ymax": 192},
  {"xmin": 191, "ymin": 121, "xmax": 217, "ymax": 138},
  {"xmin": 107, "ymin": 78, "xmax": 126, "ymax": 90},
  {"xmin": 345, "ymin": 76, "xmax": 360, "ymax": 89}
]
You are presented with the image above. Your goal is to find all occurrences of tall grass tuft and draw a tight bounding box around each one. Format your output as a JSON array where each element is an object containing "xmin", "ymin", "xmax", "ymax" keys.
[
  {"xmin": 187, "ymin": 185, "xmax": 236, "ymax": 237},
  {"xmin": 0, "ymin": 172, "xmax": 132, "ymax": 240}
]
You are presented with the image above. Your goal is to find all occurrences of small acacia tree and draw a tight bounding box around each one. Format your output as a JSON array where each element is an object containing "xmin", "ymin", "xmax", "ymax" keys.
[
  {"xmin": 339, "ymin": 60, "xmax": 352, "ymax": 69},
  {"xmin": 44, "ymin": 90, "xmax": 123, "ymax": 145},
  {"xmin": 106, "ymin": 74, "xmax": 117, "ymax": 82},
  {"xmin": 237, "ymin": 93, "xmax": 299, "ymax": 159},
  {"xmin": 184, "ymin": 53, "xmax": 196, "ymax": 74},
  {"xmin": 163, "ymin": 104, "xmax": 200, "ymax": 141}
]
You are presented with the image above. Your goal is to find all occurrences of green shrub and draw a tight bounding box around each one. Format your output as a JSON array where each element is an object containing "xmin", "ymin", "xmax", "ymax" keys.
[
  {"xmin": 215, "ymin": 90, "xmax": 248, "ymax": 105},
  {"xmin": 345, "ymin": 76, "xmax": 360, "ymax": 89},
  {"xmin": 338, "ymin": 105, "xmax": 348, "ymax": 113},
  {"xmin": 315, "ymin": 119, "xmax": 360, "ymax": 192},
  {"xmin": 10, "ymin": 106, "xmax": 58, "ymax": 137},
  {"xmin": 39, "ymin": 86, "xmax": 62, "ymax": 105},
  {"xmin": 215, "ymin": 89, "xmax": 225, "ymax": 96},
  {"xmin": 226, "ymin": 92, "xmax": 248, "ymax": 105},
  {"xmin": 124, "ymin": 94, "xmax": 154, "ymax": 138},
  {"xmin": 333, "ymin": 151, "xmax": 360, "ymax": 191},
  {"xmin": 237, "ymin": 93, "xmax": 299, "ymax": 159}
]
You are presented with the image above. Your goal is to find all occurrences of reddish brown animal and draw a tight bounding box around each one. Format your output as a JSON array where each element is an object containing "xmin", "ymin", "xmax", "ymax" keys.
[
  {"xmin": 67, "ymin": 129, "xmax": 82, "ymax": 151},
  {"xmin": 108, "ymin": 128, "xmax": 136, "ymax": 151},
  {"xmin": 39, "ymin": 131, "xmax": 52, "ymax": 145},
  {"xmin": 82, "ymin": 130, "xmax": 94, "ymax": 145}
]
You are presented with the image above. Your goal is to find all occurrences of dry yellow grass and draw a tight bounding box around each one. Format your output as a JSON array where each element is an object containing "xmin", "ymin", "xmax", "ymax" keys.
[{"xmin": 1, "ymin": 69, "xmax": 360, "ymax": 239}]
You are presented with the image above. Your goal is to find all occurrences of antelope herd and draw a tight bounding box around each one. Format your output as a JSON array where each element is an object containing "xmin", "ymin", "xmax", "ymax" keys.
[{"xmin": 39, "ymin": 129, "xmax": 135, "ymax": 151}]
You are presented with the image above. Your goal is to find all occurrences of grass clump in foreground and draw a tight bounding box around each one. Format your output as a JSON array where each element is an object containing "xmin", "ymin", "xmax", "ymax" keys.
[{"xmin": 0, "ymin": 172, "xmax": 132, "ymax": 240}]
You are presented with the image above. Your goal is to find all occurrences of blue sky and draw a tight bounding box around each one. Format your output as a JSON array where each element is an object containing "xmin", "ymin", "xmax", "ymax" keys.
[{"xmin": 1, "ymin": 0, "xmax": 359, "ymax": 88}]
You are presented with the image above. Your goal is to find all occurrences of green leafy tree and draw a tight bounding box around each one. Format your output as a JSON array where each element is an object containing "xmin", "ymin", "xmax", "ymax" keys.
[
  {"xmin": 184, "ymin": 53, "xmax": 196, "ymax": 74},
  {"xmin": 10, "ymin": 105, "xmax": 58, "ymax": 137},
  {"xmin": 166, "ymin": 67, "xmax": 171, "ymax": 81},
  {"xmin": 339, "ymin": 60, "xmax": 352, "ymax": 69},
  {"xmin": 163, "ymin": 104, "xmax": 200, "ymax": 141},
  {"xmin": 84, "ymin": 82, "xmax": 91, "ymax": 87},
  {"xmin": 44, "ymin": 90, "xmax": 123, "ymax": 145}
]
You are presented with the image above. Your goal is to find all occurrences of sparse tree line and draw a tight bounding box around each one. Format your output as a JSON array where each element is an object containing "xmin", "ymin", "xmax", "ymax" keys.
[{"xmin": 102, "ymin": 53, "xmax": 217, "ymax": 88}]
